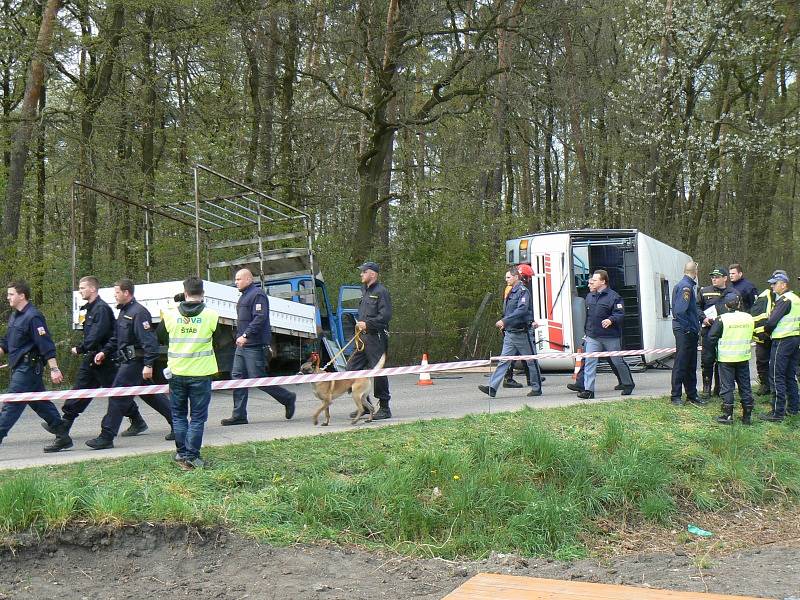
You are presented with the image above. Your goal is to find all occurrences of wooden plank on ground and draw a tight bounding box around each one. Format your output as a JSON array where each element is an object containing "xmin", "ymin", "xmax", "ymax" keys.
[{"xmin": 442, "ymin": 573, "xmax": 768, "ymax": 600}]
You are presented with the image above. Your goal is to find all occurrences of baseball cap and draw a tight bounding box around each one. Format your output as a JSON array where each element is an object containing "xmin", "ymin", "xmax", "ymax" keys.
[
  {"xmin": 517, "ymin": 264, "xmax": 534, "ymax": 278},
  {"xmin": 768, "ymin": 269, "xmax": 789, "ymax": 284},
  {"xmin": 358, "ymin": 261, "xmax": 380, "ymax": 273},
  {"xmin": 723, "ymin": 293, "xmax": 741, "ymax": 310},
  {"xmin": 708, "ymin": 267, "xmax": 728, "ymax": 277}
]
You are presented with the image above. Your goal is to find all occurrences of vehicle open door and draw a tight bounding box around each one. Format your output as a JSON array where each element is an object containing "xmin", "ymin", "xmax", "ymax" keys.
[{"xmin": 336, "ymin": 285, "xmax": 362, "ymax": 355}]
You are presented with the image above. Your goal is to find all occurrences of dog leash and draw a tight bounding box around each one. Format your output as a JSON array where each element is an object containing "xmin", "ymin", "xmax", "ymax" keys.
[{"xmin": 319, "ymin": 330, "xmax": 364, "ymax": 371}]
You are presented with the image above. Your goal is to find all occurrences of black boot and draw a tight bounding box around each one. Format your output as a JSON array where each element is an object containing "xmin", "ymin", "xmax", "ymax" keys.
[
  {"xmin": 373, "ymin": 402, "xmax": 392, "ymax": 420},
  {"xmin": 742, "ymin": 407, "xmax": 753, "ymax": 425},
  {"xmin": 120, "ymin": 415, "xmax": 148, "ymax": 437},
  {"xmin": 43, "ymin": 419, "xmax": 74, "ymax": 453},
  {"xmin": 701, "ymin": 376, "xmax": 712, "ymax": 399},
  {"xmin": 715, "ymin": 404, "xmax": 734, "ymax": 425}
]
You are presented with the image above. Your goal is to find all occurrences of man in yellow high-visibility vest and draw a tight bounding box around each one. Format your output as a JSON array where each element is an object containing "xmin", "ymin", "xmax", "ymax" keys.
[
  {"xmin": 761, "ymin": 270, "xmax": 800, "ymax": 422},
  {"xmin": 161, "ymin": 277, "xmax": 219, "ymax": 469},
  {"xmin": 707, "ymin": 294, "xmax": 755, "ymax": 425}
]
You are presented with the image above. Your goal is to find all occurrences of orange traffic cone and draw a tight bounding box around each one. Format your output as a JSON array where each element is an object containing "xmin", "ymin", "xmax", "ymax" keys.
[
  {"xmin": 572, "ymin": 348, "xmax": 583, "ymax": 381},
  {"xmin": 417, "ymin": 353, "xmax": 433, "ymax": 386}
]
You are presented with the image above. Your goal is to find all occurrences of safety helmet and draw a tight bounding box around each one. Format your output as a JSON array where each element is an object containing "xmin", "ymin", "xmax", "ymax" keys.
[{"xmin": 517, "ymin": 264, "xmax": 534, "ymax": 278}]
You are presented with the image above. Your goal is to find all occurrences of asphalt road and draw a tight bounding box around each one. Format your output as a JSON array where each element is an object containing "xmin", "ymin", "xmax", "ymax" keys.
[{"xmin": 0, "ymin": 367, "xmax": 677, "ymax": 470}]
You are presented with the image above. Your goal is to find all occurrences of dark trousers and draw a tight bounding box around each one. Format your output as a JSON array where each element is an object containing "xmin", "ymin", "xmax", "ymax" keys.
[
  {"xmin": 718, "ymin": 361, "xmax": 753, "ymax": 412},
  {"xmin": 755, "ymin": 341, "xmax": 772, "ymax": 391},
  {"xmin": 99, "ymin": 360, "xmax": 172, "ymax": 439},
  {"xmin": 701, "ymin": 328, "xmax": 719, "ymax": 390},
  {"xmin": 671, "ymin": 328, "xmax": 699, "ymax": 401},
  {"xmin": 62, "ymin": 355, "xmax": 142, "ymax": 422},
  {"xmin": 231, "ymin": 345, "xmax": 295, "ymax": 419},
  {"xmin": 347, "ymin": 331, "xmax": 390, "ymax": 405},
  {"xmin": 170, "ymin": 375, "xmax": 212, "ymax": 460},
  {"xmin": 0, "ymin": 362, "xmax": 62, "ymax": 439},
  {"xmin": 769, "ymin": 336, "xmax": 800, "ymax": 417}
]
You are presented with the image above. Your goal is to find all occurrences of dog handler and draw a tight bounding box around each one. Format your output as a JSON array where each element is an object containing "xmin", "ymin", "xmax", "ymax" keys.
[
  {"xmin": 161, "ymin": 277, "xmax": 219, "ymax": 469},
  {"xmin": 348, "ymin": 261, "xmax": 393, "ymax": 420}
]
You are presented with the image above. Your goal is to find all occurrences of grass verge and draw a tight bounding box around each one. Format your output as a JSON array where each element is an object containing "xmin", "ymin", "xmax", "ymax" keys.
[{"xmin": 1, "ymin": 398, "xmax": 799, "ymax": 559}]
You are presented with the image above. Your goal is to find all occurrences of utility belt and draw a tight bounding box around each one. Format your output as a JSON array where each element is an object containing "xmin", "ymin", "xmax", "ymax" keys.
[
  {"xmin": 113, "ymin": 345, "xmax": 145, "ymax": 364},
  {"xmin": 16, "ymin": 352, "xmax": 44, "ymax": 372}
]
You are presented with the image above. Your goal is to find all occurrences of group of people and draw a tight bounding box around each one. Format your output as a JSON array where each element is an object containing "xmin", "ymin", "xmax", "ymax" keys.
[
  {"xmin": 480, "ymin": 259, "xmax": 798, "ymax": 427},
  {"xmin": 671, "ymin": 262, "xmax": 798, "ymax": 424},
  {"xmin": 0, "ymin": 261, "xmax": 393, "ymax": 467},
  {"xmin": 478, "ymin": 265, "xmax": 635, "ymax": 400}
]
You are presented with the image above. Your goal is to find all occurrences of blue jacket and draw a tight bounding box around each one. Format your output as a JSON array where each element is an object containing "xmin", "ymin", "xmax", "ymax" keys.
[
  {"xmin": 101, "ymin": 299, "xmax": 160, "ymax": 366},
  {"xmin": 671, "ymin": 275, "xmax": 700, "ymax": 334},
  {"xmin": 236, "ymin": 284, "xmax": 272, "ymax": 346},
  {"xmin": 0, "ymin": 302, "xmax": 57, "ymax": 369},
  {"xmin": 732, "ymin": 278, "xmax": 758, "ymax": 312},
  {"xmin": 585, "ymin": 287, "xmax": 625, "ymax": 339},
  {"xmin": 357, "ymin": 281, "xmax": 392, "ymax": 333},
  {"xmin": 76, "ymin": 296, "xmax": 115, "ymax": 354},
  {"xmin": 502, "ymin": 282, "xmax": 534, "ymax": 331}
]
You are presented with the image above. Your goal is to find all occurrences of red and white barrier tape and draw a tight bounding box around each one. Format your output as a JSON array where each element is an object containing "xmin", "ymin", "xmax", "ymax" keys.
[{"xmin": 0, "ymin": 347, "xmax": 678, "ymax": 404}]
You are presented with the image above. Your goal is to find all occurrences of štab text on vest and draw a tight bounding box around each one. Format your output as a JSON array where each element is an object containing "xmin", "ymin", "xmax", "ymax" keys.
[{"xmin": 717, "ymin": 312, "xmax": 754, "ymax": 363}]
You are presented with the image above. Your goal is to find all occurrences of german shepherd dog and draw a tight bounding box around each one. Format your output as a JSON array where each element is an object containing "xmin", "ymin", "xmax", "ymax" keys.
[{"xmin": 299, "ymin": 352, "xmax": 386, "ymax": 426}]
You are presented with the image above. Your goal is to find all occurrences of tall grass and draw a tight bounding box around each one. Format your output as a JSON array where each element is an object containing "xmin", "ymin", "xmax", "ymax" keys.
[{"xmin": 0, "ymin": 398, "xmax": 799, "ymax": 558}]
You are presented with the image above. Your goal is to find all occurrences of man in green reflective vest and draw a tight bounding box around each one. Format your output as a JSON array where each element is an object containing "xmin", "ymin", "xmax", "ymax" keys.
[
  {"xmin": 750, "ymin": 285, "xmax": 776, "ymax": 396},
  {"xmin": 761, "ymin": 270, "xmax": 800, "ymax": 422},
  {"xmin": 708, "ymin": 294, "xmax": 755, "ymax": 425},
  {"xmin": 161, "ymin": 277, "xmax": 219, "ymax": 469}
]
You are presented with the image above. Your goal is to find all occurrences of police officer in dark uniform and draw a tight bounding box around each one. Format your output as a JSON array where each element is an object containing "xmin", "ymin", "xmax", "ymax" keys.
[
  {"xmin": 43, "ymin": 276, "xmax": 147, "ymax": 452},
  {"xmin": 478, "ymin": 265, "xmax": 543, "ymax": 399},
  {"xmin": 85, "ymin": 279, "xmax": 173, "ymax": 449},
  {"xmin": 670, "ymin": 261, "xmax": 702, "ymax": 406},
  {"xmin": 697, "ymin": 267, "xmax": 738, "ymax": 399},
  {"xmin": 222, "ymin": 268, "xmax": 296, "ymax": 425},
  {"xmin": 0, "ymin": 280, "xmax": 70, "ymax": 450},
  {"xmin": 347, "ymin": 261, "xmax": 395, "ymax": 419}
]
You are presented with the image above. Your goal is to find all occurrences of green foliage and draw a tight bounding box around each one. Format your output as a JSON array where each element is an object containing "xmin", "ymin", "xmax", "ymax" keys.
[{"xmin": 1, "ymin": 399, "xmax": 800, "ymax": 559}]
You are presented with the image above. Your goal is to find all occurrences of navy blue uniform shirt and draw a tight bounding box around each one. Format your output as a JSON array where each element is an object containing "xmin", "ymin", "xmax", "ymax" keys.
[
  {"xmin": 101, "ymin": 299, "xmax": 160, "ymax": 365},
  {"xmin": 358, "ymin": 281, "xmax": 392, "ymax": 333},
  {"xmin": 732, "ymin": 278, "xmax": 758, "ymax": 311},
  {"xmin": 502, "ymin": 282, "xmax": 533, "ymax": 331},
  {"xmin": 0, "ymin": 302, "xmax": 57, "ymax": 369},
  {"xmin": 236, "ymin": 284, "xmax": 272, "ymax": 346},
  {"xmin": 76, "ymin": 296, "xmax": 115, "ymax": 354},
  {"xmin": 671, "ymin": 275, "xmax": 700, "ymax": 333},
  {"xmin": 585, "ymin": 287, "xmax": 625, "ymax": 339}
]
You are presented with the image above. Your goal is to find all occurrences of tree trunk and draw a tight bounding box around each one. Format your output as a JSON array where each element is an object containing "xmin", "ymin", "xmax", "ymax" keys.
[
  {"xmin": 562, "ymin": 22, "xmax": 590, "ymax": 222},
  {"xmin": 3, "ymin": 0, "xmax": 61, "ymax": 247}
]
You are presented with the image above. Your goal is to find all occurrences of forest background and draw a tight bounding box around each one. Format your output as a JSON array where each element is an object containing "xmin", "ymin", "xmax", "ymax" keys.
[{"xmin": 0, "ymin": 0, "xmax": 798, "ymax": 368}]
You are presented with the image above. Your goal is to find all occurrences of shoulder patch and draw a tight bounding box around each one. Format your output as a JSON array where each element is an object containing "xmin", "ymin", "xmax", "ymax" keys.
[
  {"xmin": 682, "ymin": 288, "xmax": 691, "ymax": 301},
  {"xmin": 616, "ymin": 303, "xmax": 623, "ymax": 309},
  {"xmin": 255, "ymin": 303, "xmax": 262, "ymax": 311},
  {"xmin": 37, "ymin": 326, "xmax": 46, "ymax": 336},
  {"xmin": 142, "ymin": 321, "xmax": 151, "ymax": 330}
]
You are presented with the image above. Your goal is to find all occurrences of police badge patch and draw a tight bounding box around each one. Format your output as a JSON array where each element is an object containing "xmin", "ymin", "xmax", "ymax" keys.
[
  {"xmin": 37, "ymin": 326, "xmax": 46, "ymax": 336},
  {"xmin": 616, "ymin": 303, "xmax": 623, "ymax": 309},
  {"xmin": 682, "ymin": 287, "xmax": 691, "ymax": 302},
  {"xmin": 142, "ymin": 321, "xmax": 151, "ymax": 330},
  {"xmin": 255, "ymin": 303, "xmax": 262, "ymax": 311}
]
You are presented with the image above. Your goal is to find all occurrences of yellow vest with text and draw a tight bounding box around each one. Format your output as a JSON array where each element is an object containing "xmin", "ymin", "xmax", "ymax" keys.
[
  {"xmin": 162, "ymin": 306, "xmax": 219, "ymax": 376},
  {"xmin": 751, "ymin": 288, "xmax": 774, "ymax": 342},
  {"xmin": 771, "ymin": 291, "xmax": 800, "ymax": 340},
  {"xmin": 716, "ymin": 311, "xmax": 754, "ymax": 363}
]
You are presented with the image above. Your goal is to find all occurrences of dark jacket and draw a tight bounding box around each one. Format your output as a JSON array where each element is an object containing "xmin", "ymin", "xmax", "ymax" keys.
[
  {"xmin": 236, "ymin": 284, "xmax": 272, "ymax": 346},
  {"xmin": 671, "ymin": 275, "xmax": 700, "ymax": 334},
  {"xmin": 0, "ymin": 302, "xmax": 57, "ymax": 370},
  {"xmin": 585, "ymin": 287, "xmax": 625, "ymax": 339},
  {"xmin": 358, "ymin": 281, "xmax": 392, "ymax": 334},
  {"xmin": 102, "ymin": 299, "xmax": 160, "ymax": 366},
  {"xmin": 697, "ymin": 284, "xmax": 738, "ymax": 329},
  {"xmin": 76, "ymin": 296, "xmax": 115, "ymax": 354},
  {"xmin": 501, "ymin": 282, "xmax": 533, "ymax": 331},
  {"xmin": 732, "ymin": 278, "xmax": 759, "ymax": 311}
]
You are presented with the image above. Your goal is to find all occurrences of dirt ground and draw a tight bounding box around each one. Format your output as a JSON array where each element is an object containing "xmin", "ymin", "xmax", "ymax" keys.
[{"xmin": 1, "ymin": 523, "xmax": 799, "ymax": 600}]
